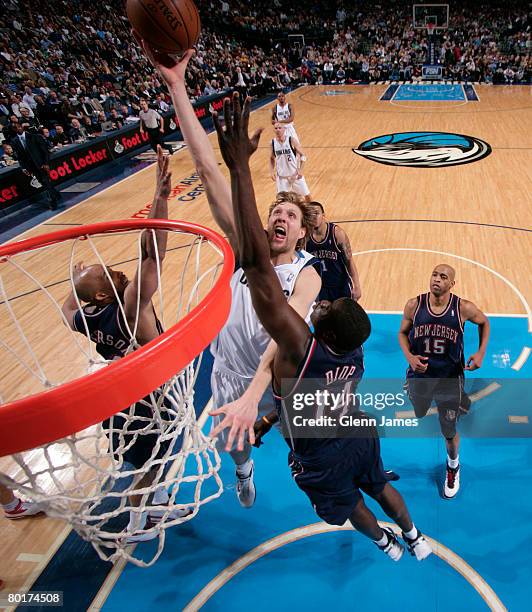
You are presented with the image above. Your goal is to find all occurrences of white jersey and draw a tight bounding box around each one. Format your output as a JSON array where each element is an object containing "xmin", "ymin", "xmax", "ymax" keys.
[
  {"xmin": 274, "ymin": 102, "xmax": 298, "ymax": 140},
  {"xmin": 211, "ymin": 251, "xmax": 318, "ymax": 378},
  {"xmin": 275, "ymin": 102, "xmax": 292, "ymax": 123},
  {"xmin": 272, "ymin": 135, "xmax": 298, "ymax": 178}
]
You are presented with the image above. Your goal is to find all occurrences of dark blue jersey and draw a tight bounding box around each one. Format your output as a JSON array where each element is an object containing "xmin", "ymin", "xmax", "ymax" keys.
[
  {"xmin": 407, "ymin": 293, "xmax": 464, "ymax": 378},
  {"xmin": 73, "ymin": 302, "xmax": 163, "ymax": 360},
  {"xmin": 306, "ymin": 223, "xmax": 351, "ymax": 298},
  {"xmin": 273, "ymin": 336, "xmax": 365, "ymax": 463}
]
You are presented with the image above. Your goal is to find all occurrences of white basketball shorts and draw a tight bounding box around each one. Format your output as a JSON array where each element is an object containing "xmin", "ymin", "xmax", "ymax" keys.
[
  {"xmin": 210, "ymin": 364, "xmax": 276, "ymax": 453},
  {"xmin": 276, "ymin": 175, "xmax": 310, "ymax": 197}
]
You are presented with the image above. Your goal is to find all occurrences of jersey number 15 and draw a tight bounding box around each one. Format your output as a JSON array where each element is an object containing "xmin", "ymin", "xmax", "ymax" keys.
[{"xmin": 423, "ymin": 338, "xmax": 445, "ymax": 354}]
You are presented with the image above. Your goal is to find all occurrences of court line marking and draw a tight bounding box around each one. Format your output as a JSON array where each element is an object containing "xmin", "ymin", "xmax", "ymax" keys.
[
  {"xmin": 183, "ymin": 521, "xmax": 506, "ymax": 612},
  {"xmin": 352, "ymin": 248, "xmax": 532, "ymax": 338},
  {"xmin": 511, "ymin": 347, "xmax": 531, "ymax": 371},
  {"xmin": 1, "ymin": 523, "xmax": 72, "ymax": 612},
  {"xmin": 299, "ymin": 85, "xmax": 532, "ymax": 114},
  {"xmin": 335, "ymin": 218, "xmax": 532, "ymax": 233},
  {"xmin": 508, "ymin": 415, "xmax": 529, "ymax": 424},
  {"xmin": 16, "ymin": 553, "xmax": 46, "ymax": 563},
  {"xmin": 389, "ymin": 84, "xmax": 469, "ymax": 108},
  {"xmin": 395, "ymin": 382, "xmax": 502, "ymax": 419}
]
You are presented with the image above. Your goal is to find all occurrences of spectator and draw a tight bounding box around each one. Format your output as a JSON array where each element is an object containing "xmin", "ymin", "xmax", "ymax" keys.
[
  {"xmin": 108, "ymin": 108, "xmax": 124, "ymax": 130},
  {"xmin": 155, "ymin": 94, "xmax": 170, "ymax": 112},
  {"xmin": 68, "ymin": 118, "xmax": 88, "ymax": 143},
  {"xmin": 81, "ymin": 115, "xmax": 98, "ymax": 137},
  {"xmin": 40, "ymin": 127, "xmax": 55, "ymax": 149},
  {"xmin": 20, "ymin": 107, "xmax": 41, "ymax": 132},
  {"xmin": 120, "ymin": 104, "xmax": 138, "ymax": 123},
  {"xmin": 0, "ymin": 94, "xmax": 11, "ymax": 125},
  {"xmin": 0, "ymin": 143, "xmax": 17, "ymax": 167},
  {"xmin": 52, "ymin": 124, "xmax": 70, "ymax": 148},
  {"xmin": 3, "ymin": 116, "xmax": 20, "ymax": 142},
  {"xmin": 10, "ymin": 122, "xmax": 61, "ymax": 209},
  {"xmin": 323, "ymin": 60, "xmax": 334, "ymax": 83}
]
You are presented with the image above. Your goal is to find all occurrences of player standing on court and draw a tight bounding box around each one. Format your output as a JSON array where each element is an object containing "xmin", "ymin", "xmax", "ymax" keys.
[
  {"xmin": 306, "ymin": 202, "xmax": 362, "ymax": 301},
  {"xmin": 271, "ymin": 92, "xmax": 298, "ymax": 140},
  {"xmin": 270, "ymin": 122, "xmax": 312, "ymax": 202},
  {"xmin": 62, "ymin": 147, "xmax": 190, "ymax": 541},
  {"xmin": 134, "ymin": 42, "xmax": 321, "ymax": 508},
  {"xmin": 212, "ymin": 93, "xmax": 432, "ymax": 562},
  {"xmin": 398, "ymin": 264, "xmax": 490, "ymax": 498}
]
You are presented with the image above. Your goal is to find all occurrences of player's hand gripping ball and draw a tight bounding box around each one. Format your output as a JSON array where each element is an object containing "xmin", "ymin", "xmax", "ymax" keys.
[{"xmin": 126, "ymin": 0, "xmax": 201, "ymax": 54}]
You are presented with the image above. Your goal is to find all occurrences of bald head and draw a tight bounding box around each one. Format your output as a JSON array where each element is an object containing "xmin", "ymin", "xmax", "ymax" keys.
[
  {"xmin": 430, "ymin": 264, "xmax": 456, "ymax": 297},
  {"xmin": 434, "ymin": 264, "xmax": 455, "ymax": 281},
  {"xmin": 73, "ymin": 264, "xmax": 128, "ymax": 304}
]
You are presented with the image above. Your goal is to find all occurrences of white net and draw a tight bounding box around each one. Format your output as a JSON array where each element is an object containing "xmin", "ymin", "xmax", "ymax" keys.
[{"xmin": 0, "ymin": 222, "xmax": 229, "ymax": 567}]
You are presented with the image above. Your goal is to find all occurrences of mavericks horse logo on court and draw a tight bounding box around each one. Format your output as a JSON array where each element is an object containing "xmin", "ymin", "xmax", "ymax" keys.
[{"xmin": 353, "ymin": 132, "xmax": 492, "ymax": 168}]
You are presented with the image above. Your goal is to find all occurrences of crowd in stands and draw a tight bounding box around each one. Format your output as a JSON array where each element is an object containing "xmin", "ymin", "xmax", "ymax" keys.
[{"xmin": 0, "ymin": 0, "xmax": 530, "ymax": 166}]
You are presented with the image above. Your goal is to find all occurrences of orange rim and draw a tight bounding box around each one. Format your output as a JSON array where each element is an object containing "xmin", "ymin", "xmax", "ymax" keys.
[{"xmin": 0, "ymin": 219, "xmax": 234, "ymax": 456}]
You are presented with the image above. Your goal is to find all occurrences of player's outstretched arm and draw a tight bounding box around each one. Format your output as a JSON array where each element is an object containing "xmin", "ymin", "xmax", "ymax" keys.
[
  {"xmin": 124, "ymin": 146, "xmax": 171, "ymax": 317},
  {"xmin": 134, "ymin": 39, "xmax": 237, "ymax": 253},
  {"xmin": 461, "ymin": 300, "xmax": 490, "ymax": 370},
  {"xmin": 213, "ymin": 93, "xmax": 311, "ymax": 366}
]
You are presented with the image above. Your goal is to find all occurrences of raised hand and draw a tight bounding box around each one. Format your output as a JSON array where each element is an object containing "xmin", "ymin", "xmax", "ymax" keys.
[
  {"xmin": 212, "ymin": 92, "xmax": 263, "ymax": 171},
  {"xmin": 132, "ymin": 30, "xmax": 194, "ymax": 89},
  {"xmin": 155, "ymin": 145, "xmax": 172, "ymax": 199}
]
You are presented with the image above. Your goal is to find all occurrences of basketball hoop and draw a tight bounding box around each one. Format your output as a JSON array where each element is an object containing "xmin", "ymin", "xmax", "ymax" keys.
[
  {"xmin": 0, "ymin": 219, "xmax": 234, "ymax": 566},
  {"xmin": 427, "ymin": 22, "xmax": 436, "ymax": 37}
]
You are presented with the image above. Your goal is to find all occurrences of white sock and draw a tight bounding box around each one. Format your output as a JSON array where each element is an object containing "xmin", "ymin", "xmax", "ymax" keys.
[
  {"xmin": 236, "ymin": 459, "xmax": 253, "ymax": 478},
  {"xmin": 374, "ymin": 531, "xmax": 388, "ymax": 546},
  {"xmin": 127, "ymin": 511, "xmax": 147, "ymax": 532},
  {"xmin": 404, "ymin": 525, "xmax": 418, "ymax": 540},
  {"xmin": 152, "ymin": 486, "xmax": 169, "ymax": 505},
  {"xmin": 2, "ymin": 498, "xmax": 20, "ymax": 512},
  {"xmin": 447, "ymin": 455, "xmax": 459, "ymax": 469}
]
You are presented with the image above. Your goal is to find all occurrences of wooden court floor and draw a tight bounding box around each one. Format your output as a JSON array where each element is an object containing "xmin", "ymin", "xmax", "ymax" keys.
[{"xmin": 1, "ymin": 84, "xmax": 531, "ymax": 600}]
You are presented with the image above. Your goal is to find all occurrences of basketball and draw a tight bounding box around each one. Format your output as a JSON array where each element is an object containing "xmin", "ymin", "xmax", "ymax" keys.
[{"xmin": 126, "ymin": 0, "xmax": 201, "ymax": 54}]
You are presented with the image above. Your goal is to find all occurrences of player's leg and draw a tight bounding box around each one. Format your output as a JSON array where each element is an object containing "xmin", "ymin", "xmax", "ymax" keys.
[
  {"xmin": 286, "ymin": 125, "xmax": 299, "ymax": 141},
  {"xmin": 436, "ymin": 378, "xmax": 462, "ymax": 498},
  {"xmin": 404, "ymin": 376, "xmax": 434, "ymax": 419},
  {"xmin": 276, "ymin": 176, "xmax": 290, "ymax": 195},
  {"xmin": 293, "ymin": 177, "xmax": 312, "ymax": 202},
  {"xmin": 359, "ymin": 438, "xmax": 432, "ymax": 560},
  {"xmin": 0, "ymin": 482, "xmax": 42, "ymax": 519},
  {"xmin": 210, "ymin": 366, "xmax": 257, "ymax": 507},
  {"xmin": 106, "ymin": 400, "xmax": 191, "ymax": 541},
  {"xmin": 348, "ymin": 495, "xmax": 404, "ymax": 561}
]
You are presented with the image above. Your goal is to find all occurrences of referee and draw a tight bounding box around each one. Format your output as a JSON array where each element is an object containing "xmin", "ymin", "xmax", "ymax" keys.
[{"xmin": 139, "ymin": 99, "xmax": 174, "ymax": 155}]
